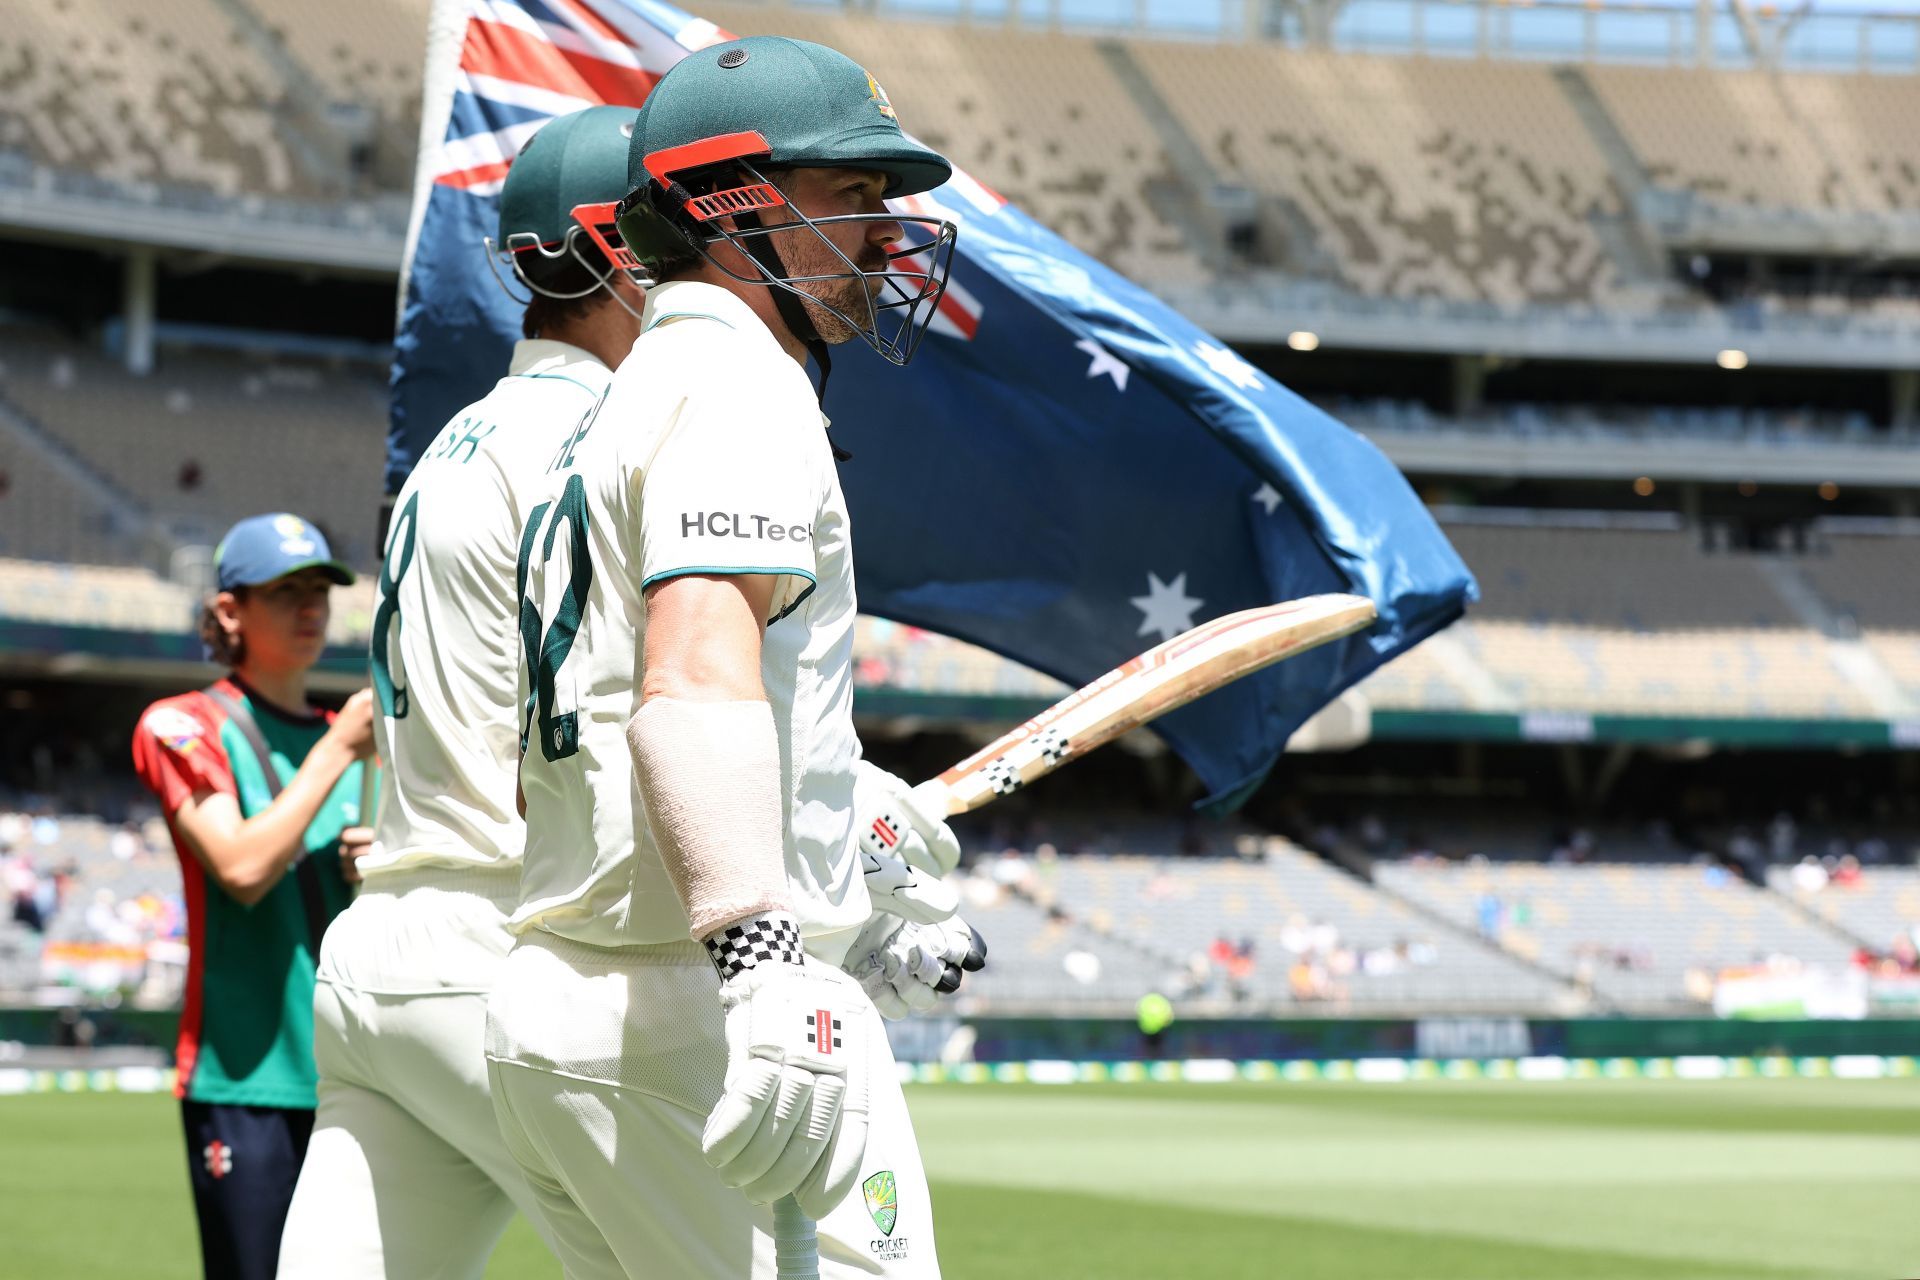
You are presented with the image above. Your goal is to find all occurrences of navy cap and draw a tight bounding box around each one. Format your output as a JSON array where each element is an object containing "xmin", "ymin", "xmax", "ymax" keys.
[{"xmin": 214, "ymin": 513, "xmax": 356, "ymax": 591}]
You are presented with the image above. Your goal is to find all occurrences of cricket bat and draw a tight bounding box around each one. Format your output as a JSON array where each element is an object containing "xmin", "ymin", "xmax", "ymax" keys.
[
  {"xmin": 782, "ymin": 593, "xmax": 1374, "ymax": 1276},
  {"xmin": 911, "ymin": 593, "xmax": 1376, "ymax": 817}
]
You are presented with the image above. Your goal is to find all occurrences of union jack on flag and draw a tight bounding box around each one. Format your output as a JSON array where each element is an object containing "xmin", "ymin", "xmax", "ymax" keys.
[
  {"xmin": 388, "ymin": 1, "xmax": 1472, "ymax": 809},
  {"xmin": 430, "ymin": 0, "xmax": 724, "ymax": 197}
]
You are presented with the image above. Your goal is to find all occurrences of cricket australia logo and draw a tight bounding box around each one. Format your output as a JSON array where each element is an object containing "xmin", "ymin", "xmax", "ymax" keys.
[
  {"xmin": 203, "ymin": 1140, "xmax": 233, "ymax": 1179},
  {"xmin": 864, "ymin": 1169, "xmax": 898, "ymax": 1235},
  {"xmin": 863, "ymin": 1168, "xmax": 909, "ymax": 1260}
]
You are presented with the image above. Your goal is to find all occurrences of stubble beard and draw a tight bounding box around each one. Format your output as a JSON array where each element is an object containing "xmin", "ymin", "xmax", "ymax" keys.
[{"xmin": 783, "ymin": 235, "xmax": 883, "ymax": 346}]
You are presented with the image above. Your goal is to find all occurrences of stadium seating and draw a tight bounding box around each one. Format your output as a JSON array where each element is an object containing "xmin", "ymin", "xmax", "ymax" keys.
[
  {"xmin": 0, "ymin": 327, "xmax": 387, "ymax": 567},
  {"xmin": 1443, "ymin": 521, "xmax": 1795, "ymax": 630},
  {"xmin": 241, "ymin": 0, "xmax": 429, "ymax": 188},
  {"xmin": 1130, "ymin": 44, "xmax": 1628, "ymax": 307},
  {"xmin": 1587, "ymin": 67, "xmax": 1836, "ymax": 211},
  {"xmin": 1767, "ymin": 865, "xmax": 1920, "ymax": 952},
  {"xmin": 0, "ymin": 558, "xmax": 189, "ymax": 632},
  {"xmin": 10, "ymin": 1, "xmax": 1918, "ymax": 309},
  {"xmin": 1462, "ymin": 622, "xmax": 1879, "ymax": 718},
  {"xmin": 1800, "ymin": 530, "xmax": 1920, "ymax": 632},
  {"xmin": 1376, "ymin": 859, "xmax": 1860, "ymax": 1006},
  {"xmin": 1780, "ymin": 74, "xmax": 1920, "ymax": 214},
  {"xmin": 0, "ymin": 0, "xmax": 319, "ymax": 198},
  {"xmin": 957, "ymin": 845, "xmax": 1566, "ymax": 1011},
  {"xmin": 701, "ymin": 3, "xmax": 1210, "ymax": 285},
  {"xmin": 0, "ymin": 431, "xmax": 131, "ymax": 566},
  {"xmin": 1588, "ymin": 66, "xmax": 1920, "ymax": 214},
  {"xmin": 1351, "ymin": 625, "xmax": 1476, "ymax": 711}
]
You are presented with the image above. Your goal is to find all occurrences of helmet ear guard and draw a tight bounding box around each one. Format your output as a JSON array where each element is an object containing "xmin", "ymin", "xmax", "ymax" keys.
[{"xmin": 570, "ymin": 202, "xmax": 645, "ymax": 274}]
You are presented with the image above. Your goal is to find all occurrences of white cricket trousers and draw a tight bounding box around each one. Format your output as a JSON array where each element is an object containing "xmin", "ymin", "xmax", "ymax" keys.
[
  {"xmin": 278, "ymin": 867, "xmax": 556, "ymax": 1279},
  {"xmin": 485, "ymin": 931, "xmax": 941, "ymax": 1280}
]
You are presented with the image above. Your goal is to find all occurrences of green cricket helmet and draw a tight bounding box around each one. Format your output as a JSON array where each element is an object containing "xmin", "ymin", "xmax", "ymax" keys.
[
  {"xmin": 485, "ymin": 104, "xmax": 645, "ymax": 304},
  {"xmin": 613, "ymin": 36, "xmax": 959, "ymax": 369}
]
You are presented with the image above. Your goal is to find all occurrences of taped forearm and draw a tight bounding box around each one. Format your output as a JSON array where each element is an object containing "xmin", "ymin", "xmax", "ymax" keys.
[{"xmin": 627, "ymin": 696, "xmax": 791, "ymax": 940}]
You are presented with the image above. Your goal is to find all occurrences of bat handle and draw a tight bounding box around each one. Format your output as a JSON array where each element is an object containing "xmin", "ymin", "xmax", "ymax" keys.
[
  {"xmin": 910, "ymin": 777, "xmax": 959, "ymax": 820},
  {"xmin": 773, "ymin": 1196, "xmax": 819, "ymax": 1279}
]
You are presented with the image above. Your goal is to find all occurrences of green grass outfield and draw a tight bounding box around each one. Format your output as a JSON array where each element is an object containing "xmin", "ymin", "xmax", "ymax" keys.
[{"xmin": 3, "ymin": 1079, "xmax": 1916, "ymax": 1279}]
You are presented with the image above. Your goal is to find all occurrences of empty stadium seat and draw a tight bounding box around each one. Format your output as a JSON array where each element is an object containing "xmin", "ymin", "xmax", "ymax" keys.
[
  {"xmin": 957, "ymin": 846, "xmax": 1565, "ymax": 1012},
  {"xmin": 701, "ymin": 3, "xmax": 1210, "ymax": 286},
  {"xmin": 0, "ymin": 0, "xmax": 322, "ymax": 198},
  {"xmin": 1588, "ymin": 66, "xmax": 1835, "ymax": 211},
  {"xmin": 1377, "ymin": 859, "xmax": 1860, "ymax": 1006},
  {"xmin": 1768, "ymin": 865, "xmax": 1920, "ymax": 949},
  {"xmin": 1131, "ymin": 45, "xmax": 1626, "ymax": 307},
  {"xmin": 0, "ymin": 327, "xmax": 386, "ymax": 567}
]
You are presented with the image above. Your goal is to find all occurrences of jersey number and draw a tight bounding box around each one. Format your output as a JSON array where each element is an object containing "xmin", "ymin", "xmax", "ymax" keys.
[
  {"xmin": 370, "ymin": 492, "xmax": 420, "ymax": 719},
  {"xmin": 518, "ymin": 474, "xmax": 592, "ymax": 762}
]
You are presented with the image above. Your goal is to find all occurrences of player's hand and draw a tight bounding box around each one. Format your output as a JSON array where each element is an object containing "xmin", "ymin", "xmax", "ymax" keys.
[
  {"xmin": 845, "ymin": 913, "xmax": 987, "ymax": 1020},
  {"xmin": 336, "ymin": 826, "xmax": 373, "ymax": 884},
  {"xmin": 328, "ymin": 689, "xmax": 378, "ymax": 762},
  {"xmin": 704, "ymin": 926, "xmax": 870, "ymax": 1219},
  {"xmin": 854, "ymin": 760, "xmax": 961, "ymax": 925}
]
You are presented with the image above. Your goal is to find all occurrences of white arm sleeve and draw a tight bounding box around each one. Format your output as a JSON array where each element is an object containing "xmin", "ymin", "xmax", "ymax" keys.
[{"xmin": 627, "ymin": 696, "xmax": 790, "ymax": 940}]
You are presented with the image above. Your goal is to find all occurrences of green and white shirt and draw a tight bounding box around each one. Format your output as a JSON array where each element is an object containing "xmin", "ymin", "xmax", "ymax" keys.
[{"xmin": 364, "ymin": 340, "xmax": 612, "ymax": 881}]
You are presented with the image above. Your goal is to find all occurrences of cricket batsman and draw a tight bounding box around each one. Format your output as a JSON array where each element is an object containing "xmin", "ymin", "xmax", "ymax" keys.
[
  {"xmin": 275, "ymin": 107, "xmax": 644, "ymax": 1277},
  {"xmin": 486, "ymin": 36, "xmax": 975, "ymax": 1278}
]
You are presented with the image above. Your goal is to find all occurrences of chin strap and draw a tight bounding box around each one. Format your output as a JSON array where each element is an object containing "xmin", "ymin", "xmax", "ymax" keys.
[{"xmin": 733, "ymin": 210, "xmax": 851, "ymax": 461}]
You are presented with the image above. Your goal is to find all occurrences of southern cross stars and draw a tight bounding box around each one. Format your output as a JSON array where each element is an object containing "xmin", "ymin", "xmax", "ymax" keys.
[
  {"xmin": 1075, "ymin": 337, "xmax": 1129, "ymax": 391},
  {"xmin": 1194, "ymin": 340, "xmax": 1263, "ymax": 391},
  {"xmin": 1131, "ymin": 572, "xmax": 1203, "ymax": 643}
]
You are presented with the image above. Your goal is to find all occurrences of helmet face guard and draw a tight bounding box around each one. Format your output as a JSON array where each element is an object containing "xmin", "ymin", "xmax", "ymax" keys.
[
  {"xmin": 631, "ymin": 131, "xmax": 958, "ymax": 367},
  {"xmin": 482, "ymin": 216, "xmax": 646, "ymax": 320}
]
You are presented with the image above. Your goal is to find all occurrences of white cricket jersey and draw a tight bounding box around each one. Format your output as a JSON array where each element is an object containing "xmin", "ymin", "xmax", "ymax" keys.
[
  {"xmin": 363, "ymin": 340, "xmax": 613, "ymax": 880},
  {"xmin": 511, "ymin": 280, "xmax": 867, "ymax": 951}
]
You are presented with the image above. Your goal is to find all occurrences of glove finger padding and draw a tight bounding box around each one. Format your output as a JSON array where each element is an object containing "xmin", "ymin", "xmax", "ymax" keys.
[
  {"xmin": 704, "ymin": 961, "xmax": 857, "ymax": 1206},
  {"xmin": 737, "ymin": 1074, "xmax": 841, "ymax": 1204},
  {"xmin": 793, "ymin": 1011, "xmax": 872, "ymax": 1219},
  {"xmin": 846, "ymin": 915, "xmax": 989, "ymax": 1020},
  {"xmin": 859, "ymin": 847, "xmax": 959, "ymax": 925},
  {"xmin": 716, "ymin": 1070, "xmax": 817, "ymax": 1191},
  {"xmin": 702, "ymin": 1056, "xmax": 785, "ymax": 1170},
  {"xmin": 859, "ymin": 965, "xmax": 912, "ymax": 1021},
  {"xmin": 955, "ymin": 921, "xmax": 988, "ymax": 972},
  {"xmin": 927, "ymin": 918, "xmax": 989, "ymax": 974}
]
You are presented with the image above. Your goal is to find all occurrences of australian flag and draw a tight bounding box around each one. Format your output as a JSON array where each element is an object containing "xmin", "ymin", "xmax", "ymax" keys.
[{"xmin": 389, "ymin": 0, "xmax": 1477, "ymax": 808}]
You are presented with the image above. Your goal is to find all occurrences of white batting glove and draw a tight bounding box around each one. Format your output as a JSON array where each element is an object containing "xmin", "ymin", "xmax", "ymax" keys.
[
  {"xmin": 702, "ymin": 915, "xmax": 871, "ymax": 1219},
  {"xmin": 846, "ymin": 912, "xmax": 989, "ymax": 1020},
  {"xmin": 855, "ymin": 760, "xmax": 961, "ymax": 925}
]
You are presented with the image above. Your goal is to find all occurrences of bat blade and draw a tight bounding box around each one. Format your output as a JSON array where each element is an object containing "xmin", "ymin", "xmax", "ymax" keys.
[{"xmin": 914, "ymin": 593, "xmax": 1377, "ymax": 816}]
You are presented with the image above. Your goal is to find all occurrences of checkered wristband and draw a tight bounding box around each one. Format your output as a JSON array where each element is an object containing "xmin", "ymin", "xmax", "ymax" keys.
[{"xmin": 705, "ymin": 914, "xmax": 804, "ymax": 981}]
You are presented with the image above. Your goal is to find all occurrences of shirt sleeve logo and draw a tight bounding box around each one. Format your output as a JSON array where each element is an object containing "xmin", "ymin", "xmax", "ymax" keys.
[
  {"xmin": 145, "ymin": 707, "xmax": 207, "ymax": 754},
  {"xmin": 681, "ymin": 512, "xmax": 812, "ymax": 544}
]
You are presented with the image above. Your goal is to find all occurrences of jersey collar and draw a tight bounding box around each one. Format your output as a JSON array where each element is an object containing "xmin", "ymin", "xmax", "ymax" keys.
[
  {"xmin": 640, "ymin": 281, "xmax": 788, "ymax": 362},
  {"xmin": 508, "ymin": 339, "xmax": 611, "ymax": 384}
]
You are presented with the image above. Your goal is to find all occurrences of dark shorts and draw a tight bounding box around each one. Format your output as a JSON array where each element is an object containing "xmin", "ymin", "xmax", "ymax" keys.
[{"xmin": 180, "ymin": 1099, "xmax": 315, "ymax": 1280}]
